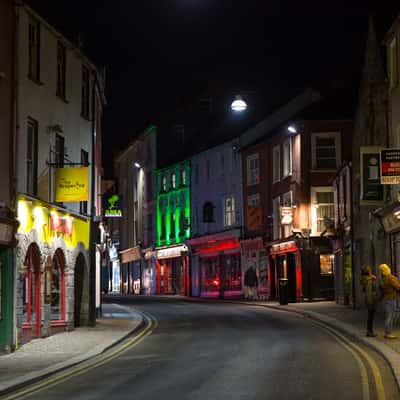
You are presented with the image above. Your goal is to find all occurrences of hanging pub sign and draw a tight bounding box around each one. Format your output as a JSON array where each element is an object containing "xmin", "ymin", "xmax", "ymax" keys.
[
  {"xmin": 280, "ymin": 206, "xmax": 293, "ymax": 225},
  {"xmin": 360, "ymin": 147, "xmax": 384, "ymax": 205},
  {"xmin": 104, "ymin": 194, "xmax": 123, "ymax": 218},
  {"xmin": 55, "ymin": 167, "xmax": 89, "ymax": 202},
  {"xmin": 380, "ymin": 148, "xmax": 400, "ymax": 184}
]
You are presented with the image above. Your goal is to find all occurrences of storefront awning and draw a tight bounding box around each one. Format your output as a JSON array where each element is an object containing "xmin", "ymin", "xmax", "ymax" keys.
[
  {"xmin": 120, "ymin": 245, "xmax": 142, "ymax": 264},
  {"xmin": 156, "ymin": 244, "xmax": 188, "ymax": 260}
]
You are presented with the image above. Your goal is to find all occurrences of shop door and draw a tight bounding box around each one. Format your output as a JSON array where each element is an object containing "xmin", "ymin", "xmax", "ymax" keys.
[{"xmin": 287, "ymin": 253, "xmax": 297, "ymax": 302}]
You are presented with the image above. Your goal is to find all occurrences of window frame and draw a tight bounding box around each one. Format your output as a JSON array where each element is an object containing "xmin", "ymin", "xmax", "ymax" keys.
[
  {"xmin": 28, "ymin": 16, "xmax": 40, "ymax": 82},
  {"xmin": 283, "ymin": 138, "xmax": 292, "ymax": 177},
  {"xmin": 272, "ymin": 196, "xmax": 281, "ymax": 240},
  {"xmin": 171, "ymin": 172, "xmax": 176, "ymax": 189},
  {"xmin": 223, "ymin": 195, "xmax": 235, "ymax": 227},
  {"xmin": 81, "ymin": 65, "xmax": 90, "ymax": 119},
  {"xmin": 311, "ymin": 186, "xmax": 335, "ymax": 235},
  {"xmin": 272, "ymin": 145, "xmax": 281, "ymax": 183},
  {"xmin": 56, "ymin": 41, "xmax": 67, "ymax": 99},
  {"xmin": 247, "ymin": 193, "xmax": 260, "ymax": 207},
  {"xmin": 311, "ymin": 132, "xmax": 341, "ymax": 170},
  {"xmin": 27, "ymin": 118, "xmax": 39, "ymax": 196},
  {"xmin": 246, "ymin": 153, "xmax": 260, "ymax": 186}
]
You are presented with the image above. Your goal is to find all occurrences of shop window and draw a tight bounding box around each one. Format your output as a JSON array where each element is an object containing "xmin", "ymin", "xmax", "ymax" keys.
[
  {"xmin": 246, "ymin": 153, "xmax": 259, "ymax": 186},
  {"xmin": 224, "ymin": 196, "xmax": 235, "ymax": 227},
  {"xmin": 311, "ymin": 132, "xmax": 340, "ymax": 170},
  {"xmin": 203, "ymin": 202, "xmax": 215, "ymax": 223},
  {"xmin": 320, "ymin": 255, "xmax": 334, "ymax": 275},
  {"xmin": 51, "ymin": 255, "xmax": 63, "ymax": 320},
  {"xmin": 224, "ymin": 254, "xmax": 241, "ymax": 291},
  {"xmin": 201, "ymin": 257, "xmax": 219, "ymax": 292}
]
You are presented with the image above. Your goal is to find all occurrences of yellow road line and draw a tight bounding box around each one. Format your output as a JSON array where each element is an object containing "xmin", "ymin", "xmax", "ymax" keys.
[
  {"xmin": 312, "ymin": 320, "xmax": 386, "ymax": 400},
  {"xmin": 1, "ymin": 311, "xmax": 157, "ymax": 400}
]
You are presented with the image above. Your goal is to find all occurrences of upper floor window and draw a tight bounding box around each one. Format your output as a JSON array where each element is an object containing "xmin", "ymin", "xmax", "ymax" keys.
[
  {"xmin": 170, "ymin": 213, "xmax": 176, "ymax": 239},
  {"xmin": 55, "ymin": 134, "xmax": 64, "ymax": 167},
  {"xmin": 311, "ymin": 132, "xmax": 340, "ymax": 170},
  {"xmin": 203, "ymin": 202, "xmax": 215, "ymax": 223},
  {"xmin": 283, "ymin": 138, "xmax": 292, "ymax": 177},
  {"xmin": 389, "ymin": 37, "xmax": 398, "ymax": 89},
  {"xmin": 81, "ymin": 65, "xmax": 90, "ymax": 119},
  {"xmin": 224, "ymin": 196, "xmax": 235, "ymax": 227},
  {"xmin": 26, "ymin": 118, "xmax": 38, "ymax": 196},
  {"xmin": 311, "ymin": 187, "xmax": 334, "ymax": 234},
  {"xmin": 28, "ymin": 17, "xmax": 40, "ymax": 81},
  {"xmin": 171, "ymin": 172, "xmax": 176, "ymax": 189},
  {"xmin": 162, "ymin": 175, "xmax": 167, "ymax": 192},
  {"xmin": 247, "ymin": 193, "xmax": 260, "ymax": 207},
  {"xmin": 272, "ymin": 145, "xmax": 280, "ymax": 183},
  {"xmin": 246, "ymin": 154, "xmax": 259, "ymax": 186},
  {"xmin": 181, "ymin": 168, "xmax": 186, "ymax": 186},
  {"xmin": 56, "ymin": 42, "xmax": 66, "ymax": 99}
]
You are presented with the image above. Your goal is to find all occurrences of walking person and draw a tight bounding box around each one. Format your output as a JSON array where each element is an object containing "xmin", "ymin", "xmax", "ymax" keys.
[
  {"xmin": 244, "ymin": 265, "xmax": 258, "ymax": 300},
  {"xmin": 379, "ymin": 263, "xmax": 400, "ymax": 339},
  {"xmin": 360, "ymin": 265, "xmax": 378, "ymax": 337}
]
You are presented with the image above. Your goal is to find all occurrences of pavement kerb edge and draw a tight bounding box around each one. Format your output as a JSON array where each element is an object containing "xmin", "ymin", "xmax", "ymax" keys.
[{"xmin": 0, "ymin": 304, "xmax": 146, "ymax": 398}]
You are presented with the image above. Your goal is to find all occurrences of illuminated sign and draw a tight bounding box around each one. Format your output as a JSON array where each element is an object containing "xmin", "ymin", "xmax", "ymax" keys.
[
  {"xmin": 104, "ymin": 194, "xmax": 123, "ymax": 218},
  {"xmin": 50, "ymin": 212, "xmax": 73, "ymax": 235},
  {"xmin": 360, "ymin": 147, "xmax": 384, "ymax": 204},
  {"xmin": 156, "ymin": 244, "xmax": 188, "ymax": 259},
  {"xmin": 55, "ymin": 167, "xmax": 89, "ymax": 202},
  {"xmin": 381, "ymin": 149, "xmax": 400, "ymax": 184},
  {"xmin": 280, "ymin": 206, "xmax": 293, "ymax": 225}
]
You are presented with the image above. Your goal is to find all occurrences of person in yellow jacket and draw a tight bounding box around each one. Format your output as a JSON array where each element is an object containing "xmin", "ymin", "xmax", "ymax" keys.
[{"xmin": 379, "ymin": 264, "xmax": 400, "ymax": 339}]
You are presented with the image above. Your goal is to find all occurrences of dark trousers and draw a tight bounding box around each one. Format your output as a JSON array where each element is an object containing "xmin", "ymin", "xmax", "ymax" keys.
[{"xmin": 367, "ymin": 308, "xmax": 375, "ymax": 333}]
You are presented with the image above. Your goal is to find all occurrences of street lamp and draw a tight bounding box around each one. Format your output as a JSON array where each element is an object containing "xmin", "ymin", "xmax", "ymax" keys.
[
  {"xmin": 134, "ymin": 162, "xmax": 141, "ymax": 168},
  {"xmin": 287, "ymin": 125, "xmax": 297, "ymax": 134},
  {"xmin": 231, "ymin": 95, "xmax": 247, "ymax": 112}
]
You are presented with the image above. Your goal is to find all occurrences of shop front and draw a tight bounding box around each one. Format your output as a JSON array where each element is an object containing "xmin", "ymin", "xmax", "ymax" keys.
[
  {"xmin": 142, "ymin": 248, "xmax": 157, "ymax": 295},
  {"xmin": 240, "ymin": 237, "xmax": 268, "ymax": 300},
  {"xmin": 155, "ymin": 244, "xmax": 189, "ymax": 295},
  {"xmin": 16, "ymin": 195, "xmax": 90, "ymax": 344},
  {"xmin": 120, "ymin": 245, "xmax": 142, "ymax": 294},
  {"xmin": 188, "ymin": 230, "xmax": 241, "ymax": 299},
  {"xmin": 0, "ymin": 213, "xmax": 19, "ymax": 353}
]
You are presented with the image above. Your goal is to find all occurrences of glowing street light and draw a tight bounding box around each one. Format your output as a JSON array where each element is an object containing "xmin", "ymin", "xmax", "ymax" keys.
[
  {"xmin": 231, "ymin": 95, "xmax": 247, "ymax": 112},
  {"xmin": 134, "ymin": 162, "xmax": 141, "ymax": 168},
  {"xmin": 287, "ymin": 125, "xmax": 297, "ymax": 134}
]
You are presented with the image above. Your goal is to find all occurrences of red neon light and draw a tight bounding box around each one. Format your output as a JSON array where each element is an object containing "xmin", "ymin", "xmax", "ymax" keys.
[{"xmin": 195, "ymin": 239, "xmax": 239, "ymax": 255}]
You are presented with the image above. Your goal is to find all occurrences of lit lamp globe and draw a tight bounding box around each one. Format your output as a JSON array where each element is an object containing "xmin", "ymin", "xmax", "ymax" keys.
[{"xmin": 231, "ymin": 95, "xmax": 247, "ymax": 112}]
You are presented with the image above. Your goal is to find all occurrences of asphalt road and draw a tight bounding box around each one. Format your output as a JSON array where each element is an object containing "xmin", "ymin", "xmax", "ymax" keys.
[{"xmin": 23, "ymin": 297, "xmax": 399, "ymax": 400}]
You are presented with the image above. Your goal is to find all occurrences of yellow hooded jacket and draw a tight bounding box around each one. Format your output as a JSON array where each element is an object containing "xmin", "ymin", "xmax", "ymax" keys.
[{"xmin": 379, "ymin": 264, "xmax": 400, "ymax": 300}]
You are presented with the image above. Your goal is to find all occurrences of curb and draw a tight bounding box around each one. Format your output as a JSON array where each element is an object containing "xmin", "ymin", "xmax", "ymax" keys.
[{"xmin": 0, "ymin": 303, "xmax": 145, "ymax": 398}]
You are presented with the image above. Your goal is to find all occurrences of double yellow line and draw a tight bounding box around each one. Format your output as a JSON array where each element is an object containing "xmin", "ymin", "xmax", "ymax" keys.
[
  {"xmin": 311, "ymin": 319, "xmax": 386, "ymax": 400},
  {"xmin": 1, "ymin": 311, "xmax": 157, "ymax": 400}
]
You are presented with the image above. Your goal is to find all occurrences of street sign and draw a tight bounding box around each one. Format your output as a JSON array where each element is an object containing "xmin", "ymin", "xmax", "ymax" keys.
[{"xmin": 381, "ymin": 148, "xmax": 400, "ymax": 184}]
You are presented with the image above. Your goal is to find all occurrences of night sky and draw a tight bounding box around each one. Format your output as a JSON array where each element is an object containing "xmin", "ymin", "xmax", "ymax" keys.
[{"xmin": 26, "ymin": 1, "xmax": 399, "ymax": 176}]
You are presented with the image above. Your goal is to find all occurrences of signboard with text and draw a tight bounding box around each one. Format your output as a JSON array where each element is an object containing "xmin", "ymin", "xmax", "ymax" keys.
[
  {"xmin": 380, "ymin": 148, "xmax": 400, "ymax": 184},
  {"xmin": 360, "ymin": 147, "xmax": 384, "ymax": 205},
  {"xmin": 55, "ymin": 167, "xmax": 89, "ymax": 202},
  {"xmin": 104, "ymin": 194, "xmax": 123, "ymax": 218}
]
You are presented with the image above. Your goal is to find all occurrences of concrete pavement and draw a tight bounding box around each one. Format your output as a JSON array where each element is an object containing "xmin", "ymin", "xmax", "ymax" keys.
[{"xmin": 0, "ymin": 303, "xmax": 143, "ymax": 396}]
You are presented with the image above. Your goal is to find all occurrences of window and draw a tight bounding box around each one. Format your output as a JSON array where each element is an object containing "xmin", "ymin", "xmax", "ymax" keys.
[
  {"xmin": 28, "ymin": 17, "xmax": 40, "ymax": 81},
  {"xmin": 224, "ymin": 196, "xmax": 235, "ymax": 227},
  {"xmin": 312, "ymin": 132, "xmax": 340, "ymax": 170},
  {"xmin": 273, "ymin": 145, "xmax": 280, "ymax": 183},
  {"xmin": 27, "ymin": 118, "xmax": 38, "ymax": 196},
  {"xmin": 56, "ymin": 42, "xmax": 66, "ymax": 99},
  {"xmin": 55, "ymin": 134, "xmax": 64, "ymax": 167},
  {"xmin": 206, "ymin": 160, "xmax": 210, "ymax": 182},
  {"xmin": 282, "ymin": 191, "xmax": 293, "ymax": 238},
  {"xmin": 161, "ymin": 214, "xmax": 166, "ymax": 240},
  {"xmin": 283, "ymin": 138, "xmax": 292, "ymax": 177},
  {"xmin": 246, "ymin": 154, "xmax": 259, "ymax": 185},
  {"xmin": 203, "ymin": 202, "xmax": 214, "ymax": 223},
  {"xmin": 320, "ymin": 255, "xmax": 334, "ymax": 275},
  {"xmin": 181, "ymin": 168, "xmax": 186, "ymax": 186},
  {"xmin": 311, "ymin": 187, "xmax": 335, "ymax": 234},
  {"xmin": 80, "ymin": 149, "xmax": 89, "ymax": 214},
  {"xmin": 248, "ymin": 193, "xmax": 260, "ymax": 206},
  {"xmin": 170, "ymin": 213, "xmax": 176, "ymax": 239},
  {"xmin": 389, "ymin": 37, "xmax": 398, "ymax": 89},
  {"xmin": 51, "ymin": 256, "xmax": 63, "ymax": 320},
  {"xmin": 81, "ymin": 65, "xmax": 90, "ymax": 119},
  {"xmin": 162, "ymin": 175, "xmax": 167, "ymax": 192},
  {"xmin": 171, "ymin": 173, "xmax": 176, "ymax": 189},
  {"xmin": 272, "ymin": 196, "xmax": 281, "ymax": 240}
]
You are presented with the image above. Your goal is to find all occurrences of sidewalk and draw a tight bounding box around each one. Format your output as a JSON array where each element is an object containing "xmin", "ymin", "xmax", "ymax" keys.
[{"xmin": 0, "ymin": 303, "xmax": 143, "ymax": 396}]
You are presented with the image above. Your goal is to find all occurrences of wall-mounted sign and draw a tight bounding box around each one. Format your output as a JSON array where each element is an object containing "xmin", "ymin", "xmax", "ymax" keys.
[
  {"xmin": 156, "ymin": 244, "xmax": 188, "ymax": 259},
  {"xmin": 380, "ymin": 148, "xmax": 400, "ymax": 184},
  {"xmin": 50, "ymin": 212, "xmax": 73, "ymax": 235},
  {"xmin": 280, "ymin": 206, "xmax": 293, "ymax": 225},
  {"xmin": 104, "ymin": 194, "xmax": 123, "ymax": 218},
  {"xmin": 247, "ymin": 206, "xmax": 262, "ymax": 231},
  {"xmin": 55, "ymin": 167, "xmax": 89, "ymax": 202},
  {"xmin": 360, "ymin": 147, "xmax": 384, "ymax": 205}
]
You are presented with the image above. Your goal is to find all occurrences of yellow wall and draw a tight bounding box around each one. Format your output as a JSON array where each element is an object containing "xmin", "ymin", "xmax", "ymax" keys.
[{"xmin": 17, "ymin": 195, "xmax": 90, "ymax": 249}]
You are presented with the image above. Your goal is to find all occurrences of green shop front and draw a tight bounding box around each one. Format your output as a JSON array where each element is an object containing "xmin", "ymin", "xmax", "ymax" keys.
[{"xmin": 0, "ymin": 216, "xmax": 19, "ymax": 353}]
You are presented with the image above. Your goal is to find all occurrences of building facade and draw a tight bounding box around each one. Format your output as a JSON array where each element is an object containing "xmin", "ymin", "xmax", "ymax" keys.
[
  {"xmin": 188, "ymin": 139, "xmax": 243, "ymax": 298},
  {"xmin": 13, "ymin": 3, "xmax": 104, "ymax": 344}
]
